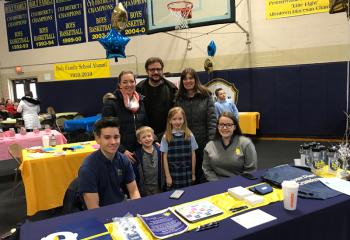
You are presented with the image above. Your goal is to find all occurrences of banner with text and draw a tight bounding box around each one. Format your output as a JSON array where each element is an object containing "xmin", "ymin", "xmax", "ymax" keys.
[
  {"xmin": 85, "ymin": 0, "xmax": 115, "ymax": 41},
  {"xmin": 29, "ymin": 0, "xmax": 58, "ymax": 48},
  {"xmin": 120, "ymin": 0, "xmax": 147, "ymax": 36},
  {"xmin": 266, "ymin": 0, "xmax": 329, "ymax": 19},
  {"xmin": 5, "ymin": 0, "xmax": 32, "ymax": 51},
  {"xmin": 54, "ymin": 59, "xmax": 110, "ymax": 80},
  {"xmin": 56, "ymin": 0, "xmax": 86, "ymax": 46}
]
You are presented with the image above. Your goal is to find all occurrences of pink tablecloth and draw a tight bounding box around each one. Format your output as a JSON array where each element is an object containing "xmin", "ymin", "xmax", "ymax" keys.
[{"xmin": 0, "ymin": 130, "xmax": 67, "ymax": 161}]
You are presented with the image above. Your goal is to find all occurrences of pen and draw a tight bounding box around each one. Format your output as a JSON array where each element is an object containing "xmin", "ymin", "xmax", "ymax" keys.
[
  {"xmin": 195, "ymin": 222, "xmax": 219, "ymax": 232},
  {"xmin": 229, "ymin": 206, "xmax": 248, "ymax": 212}
]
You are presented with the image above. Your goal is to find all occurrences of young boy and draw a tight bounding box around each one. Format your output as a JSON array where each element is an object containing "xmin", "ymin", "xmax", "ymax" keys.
[
  {"xmin": 214, "ymin": 88, "xmax": 239, "ymax": 121},
  {"xmin": 135, "ymin": 126, "xmax": 163, "ymax": 196}
]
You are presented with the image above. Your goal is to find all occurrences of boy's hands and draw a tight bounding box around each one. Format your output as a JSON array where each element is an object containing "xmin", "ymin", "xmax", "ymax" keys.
[{"xmin": 124, "ymin": 150, "xmax": 136, "ymax": 163}]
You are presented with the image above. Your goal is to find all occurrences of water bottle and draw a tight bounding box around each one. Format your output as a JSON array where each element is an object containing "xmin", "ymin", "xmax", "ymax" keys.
[
  {"xmin": 328, "ymin": 146, "xmax": 338, "ymax": 175},
  {"xmin": 303, "ymin": 144, "xmax": 312, "ymax": 166},
  {"xmin": 50, "ymin": 134, "xmax": 57, "ymax": 147},
  {"xmin": 318, "ymin": 145, "xmax": 327, "ymax": 165},
  {"xmin": 311, "ymin": 147, "xmax": 323, "ymax": 175}
]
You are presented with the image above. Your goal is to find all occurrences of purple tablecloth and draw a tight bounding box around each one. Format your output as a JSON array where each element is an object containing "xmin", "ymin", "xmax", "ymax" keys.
[{"xmin": 21, "ymin": 170, "xmax": 350, "ymax": 240}]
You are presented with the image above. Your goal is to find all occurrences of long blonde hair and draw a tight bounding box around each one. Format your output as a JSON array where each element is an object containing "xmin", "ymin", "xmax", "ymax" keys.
[{"xmin": 164, "ymin": 107, "xmax": 192, "ymax": 142}]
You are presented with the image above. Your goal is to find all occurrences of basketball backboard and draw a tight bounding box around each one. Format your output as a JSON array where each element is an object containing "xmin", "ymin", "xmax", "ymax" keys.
[{"xmin": 146, "ymin": 0, "xmax": 235, "ymax": 33}]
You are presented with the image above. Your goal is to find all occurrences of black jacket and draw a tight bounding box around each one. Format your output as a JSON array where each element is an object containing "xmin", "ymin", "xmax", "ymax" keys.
[
  {"xmin": 175, "ymin": 93, "xmax": 216, "ymax": 149},
  {"xmin": 136, "ymin": 78, "xmax": 177, "ymax": 139},
  {"xmin": 102, "ymin": 90, "xmax": 147, "ymax": 153}
]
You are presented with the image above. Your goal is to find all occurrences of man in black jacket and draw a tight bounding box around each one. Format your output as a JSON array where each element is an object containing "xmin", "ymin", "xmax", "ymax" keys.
[{"xmin": 136, "ymin": 57, "xmax": 177, "ymax": 140}]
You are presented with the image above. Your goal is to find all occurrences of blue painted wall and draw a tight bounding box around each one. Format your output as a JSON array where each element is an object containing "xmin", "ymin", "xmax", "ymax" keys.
[{"xmin": 37, "ymin": 61, "xmax": 348, "ymax": 137}]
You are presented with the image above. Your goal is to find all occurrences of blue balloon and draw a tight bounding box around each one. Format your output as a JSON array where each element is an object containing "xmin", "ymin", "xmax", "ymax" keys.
[
  {"xmin": 207, "ymin": 40, "xmax": 216, "ymax": 57},
  {"xmin": 98, "ymin": 29, "xmax": 130, "ymax": 61}
]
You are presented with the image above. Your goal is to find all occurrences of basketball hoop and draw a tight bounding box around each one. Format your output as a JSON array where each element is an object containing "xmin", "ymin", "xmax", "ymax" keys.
[{"xmin": 167, "ymin": 1, "xmax": 193, "ymax": 30}]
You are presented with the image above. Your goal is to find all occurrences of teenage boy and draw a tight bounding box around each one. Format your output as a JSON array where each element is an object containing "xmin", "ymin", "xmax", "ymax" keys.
[{"xmin": 78, "ymin": 117, "xmax": 140, "ymax": 209}]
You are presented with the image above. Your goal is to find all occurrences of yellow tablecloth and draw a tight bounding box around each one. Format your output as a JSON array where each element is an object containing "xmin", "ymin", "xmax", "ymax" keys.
[
  {"xmin": 239, "ymin": 112, "xmax": 260, "ymax": 135},
  {"xmin": 20, "ymin": 141, "xmax": 98, "ymax": 216}
]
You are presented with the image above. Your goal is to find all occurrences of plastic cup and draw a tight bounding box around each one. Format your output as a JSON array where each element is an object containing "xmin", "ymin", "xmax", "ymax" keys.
[{"xmin": 282, "ymin": 180, "xmax": 299, "ymax": 210}]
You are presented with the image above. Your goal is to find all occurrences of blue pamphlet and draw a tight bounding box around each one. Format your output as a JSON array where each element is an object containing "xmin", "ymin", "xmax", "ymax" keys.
[{"xmin": 138, "ymin": 208, "xmax": 188, "ymax": 239}]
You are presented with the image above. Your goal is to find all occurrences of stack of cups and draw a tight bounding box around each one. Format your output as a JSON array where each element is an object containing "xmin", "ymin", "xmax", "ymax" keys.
[{"xmin": 282, "ymin": 180, "xmax": 299, "ymax": 210}]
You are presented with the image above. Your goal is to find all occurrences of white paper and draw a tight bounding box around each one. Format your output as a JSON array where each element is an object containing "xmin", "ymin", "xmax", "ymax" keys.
[
  {"xmin": 319, "ymin": 178, "xmax": 350, "ymax": 196},
  {"xmin": 231, "ymin": 209, "xmax": 276, "ymax": 229}
]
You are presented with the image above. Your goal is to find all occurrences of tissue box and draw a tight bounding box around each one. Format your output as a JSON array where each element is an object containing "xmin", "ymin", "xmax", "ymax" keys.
[
  {"xmin": 244, "ymin": 194, "xmax": 264, "ymax": 205},
  {"xmin": 228, "ymin": 186, "xmax": 254, "ymax": 200}
]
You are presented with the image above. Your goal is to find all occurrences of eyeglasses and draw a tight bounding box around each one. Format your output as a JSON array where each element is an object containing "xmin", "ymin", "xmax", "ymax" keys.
[
  {"xmin": 147, "ymin": 68, "xmax": 162, "ymax": 72},
  {"xmin": 218, "ymin": 123, "xmax": 234, "ymax": 129}
]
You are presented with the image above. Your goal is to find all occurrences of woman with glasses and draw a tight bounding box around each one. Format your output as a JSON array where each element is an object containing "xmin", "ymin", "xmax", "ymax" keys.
[{"xmin": 202, "ymin": 112, "xmax": 257, "ymax": 181}]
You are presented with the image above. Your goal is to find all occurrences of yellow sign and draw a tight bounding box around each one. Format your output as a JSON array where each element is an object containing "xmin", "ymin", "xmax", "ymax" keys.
[
  {"xmin": 54, "ymin": 59, "xmax": 110, "ymax": 80},
  {"xmin": 266, "ymin": 0, "xmax": 329, "ymax": 19}
]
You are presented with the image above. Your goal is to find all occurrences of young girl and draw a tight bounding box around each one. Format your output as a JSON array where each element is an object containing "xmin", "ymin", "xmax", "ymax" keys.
[{"xmin": 160, "ymin": 107, "xmax": 198, "ymax": 189}]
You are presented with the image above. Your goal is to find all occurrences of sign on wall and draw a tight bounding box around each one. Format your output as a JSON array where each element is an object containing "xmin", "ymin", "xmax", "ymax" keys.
[
  {"xmin": 54, "ymin": 59, "xmax": 110, "ymax": 80},
  {"xmin": 28, "ymin": 0, "xmax": 58, "ymax": 48},
  {"xmin": 120, "ymin": 0, "xmax": 147, "ymax": 36},
  {"xmin": 85, "ymin": 0, "xmax": 115, "ymax": 42},
  {"xmin": 266, "ymin": 0, "xmax": 329, "ymax": 19},
  {"xmin": 56, "ymin": 0, "xmax": 86, "ymax": 46},
  {"xmin": 4, "ymin": 0, "xmax": 32, "ymax": 51}
]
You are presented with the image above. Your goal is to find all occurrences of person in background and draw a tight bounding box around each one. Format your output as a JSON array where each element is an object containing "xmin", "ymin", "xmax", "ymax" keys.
[
  {"xmin": 135, "ymin": 126, "xmax": 163, "ymax": 196},
  {"xmin": 214, "ymin": 88, "xmax": 239, "ymax": 121},
  {"xmin": 46, "ymin": 106, "xmax": 58, "ymax": 130},
  {"xmin": 16, "ymin": 91, "xmax": 41, "ymax": 131},
  {"xmin": 161, "ymin": 107, "xmax": 198, "ymax": 189},
  {"xmin": 5, "ymin": 99, "xmax": 16, "ymax": 117},
  {"xmin": 78, "ymin": 117, "xmax": 140, "ymax": 209},
  {"xmin": 202, "ymin": 112, "xmax": 257, "ymax": 181},
  {"xmin": 136, "ymin": 57, "xmax": 177, "ymax": 140},
  {"xmin": 102, "ymin": 71, "xmax": 147, "ymax": 164},
  {"xmin": 0, "ymin": 103, "xmax": 9, "ymax": 120},
  {"xmin": 174, "ymin": 68, "xmax": 216, "ymax": 183}
]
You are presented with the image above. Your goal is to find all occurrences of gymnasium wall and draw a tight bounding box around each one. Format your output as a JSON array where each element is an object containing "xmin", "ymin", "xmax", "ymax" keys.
[{"xmin": 1, "ymin": 1, "xmax": 349, "ymax": 137}]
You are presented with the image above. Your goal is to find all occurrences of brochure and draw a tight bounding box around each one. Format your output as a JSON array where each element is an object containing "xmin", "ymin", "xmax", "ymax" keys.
[
  {"xmin": 138, "ymin": 208, "xmax": 188, "ymax": 239},
  {"xmin": 174, "ymin": 200, "xmax": 224, "ymax": 223}
]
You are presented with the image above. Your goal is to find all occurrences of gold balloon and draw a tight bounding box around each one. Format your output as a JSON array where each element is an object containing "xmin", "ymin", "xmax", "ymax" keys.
[
  {"xmin": 111, "ymin": 3, "xmax": 128, "ymax": 31},
  {"xmin": 204, "ymin": 58, "xmax": 214, "ymax": 73}
]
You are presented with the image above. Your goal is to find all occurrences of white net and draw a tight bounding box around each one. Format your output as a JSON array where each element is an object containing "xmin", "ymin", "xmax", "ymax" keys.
[{"xmin": 168, "ymin": 1, "xmax": 193, "ymax": 30}]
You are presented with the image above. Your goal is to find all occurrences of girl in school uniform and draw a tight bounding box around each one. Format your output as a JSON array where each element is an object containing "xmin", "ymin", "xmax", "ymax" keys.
[{"xmin": 160, "ymin": 107, "xmax": 198, "ymax": 189}]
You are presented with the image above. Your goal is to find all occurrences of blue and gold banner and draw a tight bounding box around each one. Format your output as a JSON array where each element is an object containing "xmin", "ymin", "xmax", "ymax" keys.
[
  {"xmin": 266, "ymin": 0, "xmax": 329, "ymax": 19},
  {"xmin": 29, "ymin": 0, "xmax": 58, "ymax": 48},
  {"xmin": 85, "ymin": 0, "xmax": 115, "ymax": 42},
  {"xmin": 56, "ymin": 0, "xmax": 86, "ymax": 46},
  {"xmin": 4, "ymin": 0, "xmax": 32, "ymax": 51},
  {"xmin": 120, "ymin": 0, "xmax": 147, "ymax": 36}
]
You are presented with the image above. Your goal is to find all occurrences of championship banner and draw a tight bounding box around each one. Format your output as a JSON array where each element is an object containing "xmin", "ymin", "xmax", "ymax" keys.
[
  {"xmin": 54, "ymin": 59, "xmax": 110, "ymax": 80},
  {"xmin": 56, "ymin": 0, "xmax": 86, "ymax": 46},
  {"xmin": 4, "ymin": 0, "xmax": 32, "ymax": 51},
  {"xmin": 119, "ymin": 0, "xmax": 147, "ymax": 36},
  {"xmin": 85, "ymin": 0, "xmax": 115, "ymax": 42},
  {"xmin": 28, "ymin": 0, "xmax": 58, "ymax": 48},
  {"xmin": 266, "ymin": 0, "xmax": 329, "ymax": 19}
]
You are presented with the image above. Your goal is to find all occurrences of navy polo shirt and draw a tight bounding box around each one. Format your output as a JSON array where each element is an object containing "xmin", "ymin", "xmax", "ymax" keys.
[{"xmin": 78, "ymin": 149, "xmax": 135, "ymax": 207}]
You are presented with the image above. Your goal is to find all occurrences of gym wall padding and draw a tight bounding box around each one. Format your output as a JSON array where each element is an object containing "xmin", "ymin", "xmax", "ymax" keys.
[{"xmin": 37, "ymin": 62, "xmax": 348, "ymax": 137}]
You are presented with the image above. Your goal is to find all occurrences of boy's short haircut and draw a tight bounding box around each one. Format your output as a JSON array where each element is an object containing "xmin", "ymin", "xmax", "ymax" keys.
[
  {"xmin": 215, "ymin": 88, "xmax": 223, "ymax": 97},
  {"xmin": 136, "ymin": 126, "xmax": 154, "ymax": 140},
  {"xmin": 103, "ymin": 92, "xmax": 116, "ymax": 104},
  {"xmin": 94, "ymin": 117, "xmax": 120, "ymax": 137}
]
